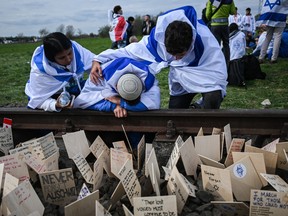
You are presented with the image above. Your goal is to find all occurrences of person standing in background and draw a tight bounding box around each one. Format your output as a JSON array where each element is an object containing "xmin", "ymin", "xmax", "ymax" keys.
[
  {"xmin": 108, "ymin": 5, "xmax": 128, "ymax": 49},
  {"xmin": 241, "ymin": 7, "xmax": 256, "ymax": 47},
  {"xmin": 206, "ymin": 0, "xmax": 236, "ymax": 67},
  {"xmin": 126, "ymin": 16, "xmax": 135, "ymax": 46},
  {"xmin": 142, "ymin": 14, "xmax": 155, "ymax": 35},
  {"xmin": 228, "ymin": 7, "xmax": 242, "ymax": 29},
  {"xmin": 257, "ymin": 0, "xmax": 288, "ymax": 64}
]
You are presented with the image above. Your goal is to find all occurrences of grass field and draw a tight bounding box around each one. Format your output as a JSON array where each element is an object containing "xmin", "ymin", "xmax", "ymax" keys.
[{"xmin": 0, "ymin": 37, "xmax": 287, "ymax": 109}]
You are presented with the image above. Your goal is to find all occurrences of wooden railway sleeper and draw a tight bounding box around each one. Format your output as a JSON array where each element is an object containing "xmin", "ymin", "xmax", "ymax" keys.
[{"xmin": 280, "ymin": 122, "xmax": 288, "ymax": 141}]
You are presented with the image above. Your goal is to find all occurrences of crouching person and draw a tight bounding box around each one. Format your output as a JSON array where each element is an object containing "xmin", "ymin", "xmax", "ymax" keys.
[{"xmin": 73, "ymin": 57, "xmax": 160, "ymax": 118}]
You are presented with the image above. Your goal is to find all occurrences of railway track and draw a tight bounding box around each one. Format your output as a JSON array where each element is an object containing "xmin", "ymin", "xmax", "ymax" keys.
[{"xmin": 1, "ymin": 108, "xmax": 288, "ymax": 141}]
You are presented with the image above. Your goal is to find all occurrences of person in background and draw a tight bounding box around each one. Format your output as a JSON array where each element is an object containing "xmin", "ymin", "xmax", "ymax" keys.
[
  {"xmin": 73, "ymin": 57, "xmax": 160, "ymax": 118},
  {"xmin": 206, "ymin": 0, "xmax": 236, "ymax": 66},
  {"xmin": 108, "ymin": 5, "xmax": 128, "ymax": 49},
  {"xmin": 142, "ymin": 14, "xmax": 155, "ymax": 35},
  {"xmin": 126, "ymin": 16, "xmax": 135, "ymax": 46},
  {"xmin": 228, "ymin": 7, "xmax": 242, "ymax": 29},
  {"xmin": 91, "ymin": 6, "xmax": 227, "ymax": 109},
  {"xmin": 252, "ymin": 25, "xmax": 274, "ymax": 57},
  {"xmin": 257, "ymin": 0, "xmax": 288, "ymax": 64},
  {"xmin": 25, "ymin": 32, "xmax": 98, "ymax": 112},
  {"xmin": 241, "ymin": 7, "xmax": 256, "ymax": 48}
]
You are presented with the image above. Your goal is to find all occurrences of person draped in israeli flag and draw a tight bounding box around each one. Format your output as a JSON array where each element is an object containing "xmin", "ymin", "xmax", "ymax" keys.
[
  {"xmin": 25, "ymin": 32, "xmax": 97, "ymax": 112},
  {"xmin": 73, "ymin": 57, "xmax": 160, "ymax": 118},
  {"xmin": 91, "ymin": 6, "xmax": 227, "ymax": 109},
  {"xmin": 257, "ymin": 0, "xmax": 288, "ymax": 63}
]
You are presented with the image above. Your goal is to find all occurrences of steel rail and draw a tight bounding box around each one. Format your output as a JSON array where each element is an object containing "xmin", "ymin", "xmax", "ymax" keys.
[{"xmin": 0, "ymin": 108, "xmax": 287, "ymax": 138}]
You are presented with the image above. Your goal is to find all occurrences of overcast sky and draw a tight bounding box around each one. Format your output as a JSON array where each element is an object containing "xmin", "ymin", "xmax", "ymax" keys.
[{"xmin": 0, "ymin": 0, "xmax": 260, "ymax": 37}]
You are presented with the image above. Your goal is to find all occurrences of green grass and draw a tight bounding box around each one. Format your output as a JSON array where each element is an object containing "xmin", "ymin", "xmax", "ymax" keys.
[{"xmin": 0, "ymin": 37, "xmax": 287, "ymax": 109}]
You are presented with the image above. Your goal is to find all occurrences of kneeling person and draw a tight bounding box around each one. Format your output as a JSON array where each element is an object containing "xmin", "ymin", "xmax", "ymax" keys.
[{"xmin": 73, "ymin": 57, "xmax": 160, "ymax": 118}]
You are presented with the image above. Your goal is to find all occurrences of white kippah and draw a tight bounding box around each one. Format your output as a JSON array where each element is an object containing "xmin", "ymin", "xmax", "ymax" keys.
[{"xmin": 117, "ymin": 73, "xmax": 143, "ymax": 101}]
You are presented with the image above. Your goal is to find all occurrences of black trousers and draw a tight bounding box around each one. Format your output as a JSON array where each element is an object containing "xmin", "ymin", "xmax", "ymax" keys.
[{"xmin": 168, "ymin": 90, "xmax": 223, "ymax": 109}]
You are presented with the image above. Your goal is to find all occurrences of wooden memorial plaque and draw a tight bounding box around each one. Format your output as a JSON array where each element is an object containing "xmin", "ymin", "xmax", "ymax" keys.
[
  {"xmin": 72, "ymin": 153, "xmax": 94, "ymax": 184},
  {"xmin": 276, "ymin": 142, "xmax": 288, "ymax": 171},
  {"xmin": 77, "ymin": 183, "xmax": 90, "ymax": 200},
  {"xmin": 137, "ymin": 135, "xmax": 145, "ymax": 171},
  {"xmin": 95, "ymin": 200, "xmax": 112, "ymax": 216},
  {"xmin": 0, "ymin": 127, "xmax": 13, "ymax": 155},
  {"xmin": 93, "ymin": 153, "xmax": 104, "ymax": 191},
  {"xmin": 260, "ymin": 173, "xmax": 288, "ymax": 192},
  {"xmin": 144, "ymin": 143, "xmax": 153, "ymax": 177},
  {"xmin": 224, "ymin": 123, "xmax": 232, "ymax": 152},
  {"xmin": 224, "ymin": 138, "xmax": 245, "ymax": 167},
  {"xmin": 113, "ymin": 140, "xmax": 128, "ymax": 153},
  {"xmin": 199, "ymin": 154, "xmax": 225, "ymax": 169},
  {"xmin": 195, "ymin": 134, "xmax": 221, "ymax": 161},
  {"xmin": 146, "ymin": 148, "xmax": 161, "ymax": 196},
  {"xmin": 110, "ymin": 148, "xmax": 132, "ymax": 179},
  {"xmin": 89, "ymin": 135, "xmax": 110, "ymax": 158},
  {"xmin": 262, "ymin": 138, "xmax": 279, "ymax": 153}
]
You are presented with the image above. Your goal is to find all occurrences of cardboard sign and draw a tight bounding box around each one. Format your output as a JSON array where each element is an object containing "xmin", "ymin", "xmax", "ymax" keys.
[
  {"xmin": 113, "ymin": 140, "xmax": 128, "ymax": 153},
  {"xmin": 118, "ymin": 159, "xmax": 141, "ymax": 206},
  {"xmin": 261, "ymin": 138, "xmax": 279, "ymax": 152},
  {"xmin": 250, "ymin": 190, "xmax": 288, "ymax": 216},
  {"xmin": 65, "ymin": 190, "xmax": 99, "ymax": 216},
  {"xmin": 245, "ymin": 145, "xmax": 278, "ymax": 174},
  {"xmin": 137, "ymin": 135, "xmax": 145, "ymax": 171},
  {"xmin": 133, "ymin": 195, "xmax": 177, "ymax": 216},
  {"xmin": 39, "ymin": 168, "xmax": 77, "ymax": 206},
  {"xmin": 96, "ymin": 200, "xmax": 112, "ymax": 216},
  {"xmin": 72, "ymin": 153, "xmax": 94, "ymax": 184},
  {"xmin": 199, "ymin": 154, "xmax": 225, "ymax": 169},
  {"xmin": 110, "ymin": 148, "xmax": 132, "ymax": 179},
  {"xmin": 212, "ymin": 201, "xmax": 249, "ymax": 216},
  {"xmin": 276, "ymin": 142, "xmax": 288, "ymax": 170},
  {"xmin": 167, "ymin": 166, "xmax": 189, "ymax": 213},
  {"xmin": 179, "ymin": 136, "xmax": 202, "ymax": 177},
  {"xmin": 212, "ymin": 127, "xmax": 222, "ymax": 135},
  {"xmin": 89, "ymin": 135, "xmax": 110, "ymax": 158},
  {"xmin": 122, "ymin": 204, "xmax": 133, "ymax": 216},
  {"xmin": 197, "ymin": 127, "xmax": 204, "ymax": 136},
  {"xmin": 2, "ymin": 179, "xmax": 44, "ymax": 216},
  {"xmin": 260, "ymin": 173, "xmax": 288, "ymax": 192},
  {"xmin": 2, "ymin": 173, "xmax": 19, "ymax": 216},
  {"xmin": 224, "ymin": 123, "xmax": 232, "ymax": 152},
  {"xmin": 0, "ymin": 127, "xmax": 13, "ymax": 155},
  {"xmin": 93, "ymin": 152, "xmax": 104, "ymax": 191},
  {"xmin": 0, "ymin": 153, "xmax": 30, "ymax": 181},
  {"xmin": 224, "ymin": 138, "xmax": 245, "ymax": 167},
  {"xmin": 226, "ymin": 156, "xmax": 262, "ymax": 201},
  {"xmin": 2, "ymin": 118, "xmax": 12, "ymax": 128},
  {"xmin": 144, "ymin": 143, "xmax": 153, "ymax": 177},
  {"xmin": 195, "ymin": 134, "xmax": 221, "ymax": 161},
  {"xmin": 165, "ymin": 137, "xmax": 181, "ymax": 171},
  {"xmin": 146, "ymin": 148, "xmax": 161, "ymax": 196},
  {"xmin": 201, "ymin": 164, "xmax": 233, "ymax": 201},
  {"xmin": 62, "ymin": 130, "xmax": 91, "ymax": 159},
  {"xmin": 232, "ymin": 152, "xmax": 267, "ymax": 186},
  {"xmin": 179, "ymin": 173, "xmax": 197, "ymax": 197},
  {"xmin": 77, "ymin": 183, "xmax": 90, "ymax": 200},
  {"xmin": 21, "ymin": 132, "xmax": 58, "ymax": 160},
  {"xmin": 109, "ymin": 181, "xmax": 125, "ymax": 210}
]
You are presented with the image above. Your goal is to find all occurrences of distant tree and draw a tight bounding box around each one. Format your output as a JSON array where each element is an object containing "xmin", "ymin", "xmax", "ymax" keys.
[
  {"xmin": 98, "ymin": 25, "xmax": 110, "ymax": 38},
  {"xmin": 17, "ymin": 33, "xmax": 24, "ymax": 38},
  {"xmin": 39, "ymin": 28, "xmax": 49, "ymax": 38},
  {"xmin": 66, "ymin": 25, "xmax": 75, "ymax": 38},
  {"xmin": 56, "ymin": 24, "xmax": 65, "ymax": 33},
  {"xmin": 77, "ymin": 28, "xmax": 83, "ymax": 36}
]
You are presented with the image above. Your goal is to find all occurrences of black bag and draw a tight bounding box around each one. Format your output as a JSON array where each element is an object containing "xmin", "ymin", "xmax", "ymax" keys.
[
  {"xmin": 228, "ymin": 58, "xmax": 246, "ymax": 86},
  {"xmin": 242, "ymin": 55, "xmax": 266, "ymax": 80}
]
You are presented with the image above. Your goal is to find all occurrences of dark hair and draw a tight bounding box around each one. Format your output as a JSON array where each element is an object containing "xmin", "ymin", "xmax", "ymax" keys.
[
  {"xmin": 229, "ymin": 23, "xmax": 239, "ymax": 33},
  {"xmin": 128, "ymin": 16, "xmax": 135, "ymax": 22},
  {"xmin": 43, "ymin": 32, "xmax": 72, "ymax": 62},
  {"xmin": 165, "ymin": 21, "xmax": 193, "ymax": 55},
  {"xmin": 113, "ymin": 5, "xmax": 122, "ymax": 14},
  {"xmin": 246, "ymin": 7, "xmax": 251, "ymax": 11}
]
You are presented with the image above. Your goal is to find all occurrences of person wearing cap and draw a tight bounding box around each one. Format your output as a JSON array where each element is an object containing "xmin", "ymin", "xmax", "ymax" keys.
[
  {"xmin": 25, "ymin": 32, "xmax": 98, "ymax": 112},
  {"xmin": 73, "ymin": 57, "xmax": 160, "ymax": 118},
  {"xmin": 90, "ymin": 6, "xmax": 227, "ymax": 109},
  {"xmin": 108, "ymin": 5, "xmax": 128, "ymax": 49}
]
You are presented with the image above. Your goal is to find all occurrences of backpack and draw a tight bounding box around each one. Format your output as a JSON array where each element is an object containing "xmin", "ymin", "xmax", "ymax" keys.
[
  {"xmin": 228, "ymin": 58, "xmax": 246, "ymax": 86},
  {"xmin": 242, "ymin": 55, "xmax": 266, "ymax": 80}
]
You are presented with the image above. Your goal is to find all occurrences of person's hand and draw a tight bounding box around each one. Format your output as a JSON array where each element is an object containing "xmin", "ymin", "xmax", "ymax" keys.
[
  {"xmin": 113, "ymin": 105, "xmax": 127, "ymax": 118},
  {"xmin": 106, "ymin": 96, "xmax": 121, "ymax": 105},
  {"xmin": 90, "ymin": 61, "xmax": 103, "ymax": 85}
]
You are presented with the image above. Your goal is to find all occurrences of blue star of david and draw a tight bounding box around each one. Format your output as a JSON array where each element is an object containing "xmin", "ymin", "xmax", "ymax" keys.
[{"xmin": 264, "ymin": 0, "xmax": 281, "ymax": 10}]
